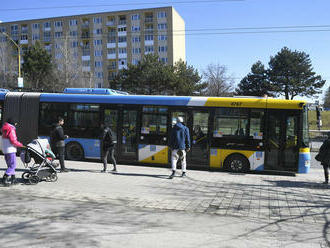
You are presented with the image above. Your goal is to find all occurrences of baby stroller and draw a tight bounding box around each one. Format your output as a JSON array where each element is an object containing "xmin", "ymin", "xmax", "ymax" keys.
[{"xmin": 20, "ymin": 138, "xmax": 58, "ymax": 185}]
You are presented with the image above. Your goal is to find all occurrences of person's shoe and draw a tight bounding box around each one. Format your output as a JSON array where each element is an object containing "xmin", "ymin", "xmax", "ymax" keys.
[
  {"xmin": 169, "ymin": 170, "xmax": 175, "ymax": 179},
  {"xmin": 181, "ymin": 172, "xmax": 186, "ymax": 177},
  {"xmin": 60, "ymin": 168, "xmax": 69, "ymax": 172},
  {"xmin": 2, "ymin": 174, "xmax": 11, "ymax": 187},
  {"xmin": 323, "ymin": 181, "xmax": 328, "ymax": 184},
  {"xmin": 11, "ymin": 175, "xmax": 18, "ymax": 185},
  {"xmin": 101, "ymin": 169, "xmax": 106, "ymax": 173},
  {"xmin": 112, "ymin": 168, "xmax": 117, "ymax": 173}
]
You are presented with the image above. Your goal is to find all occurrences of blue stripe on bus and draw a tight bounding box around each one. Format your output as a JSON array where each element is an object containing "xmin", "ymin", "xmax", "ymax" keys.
[
  {"xmin": 0, "ymin": 92, "xmax": 6, "ymax": 100},
  {"xmin": 40, "ymin": 94, "xmax": 192, "ymax": 106}
]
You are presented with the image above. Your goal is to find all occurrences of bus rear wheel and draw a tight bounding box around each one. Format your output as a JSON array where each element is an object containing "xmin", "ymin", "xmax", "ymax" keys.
[
  {"xmin": 66, "ymin": 142, "xmax": 84, "ymax": 161},
  {"xmin": 225, "ymin": 154, "xmax": 250, "ymax": 173}
]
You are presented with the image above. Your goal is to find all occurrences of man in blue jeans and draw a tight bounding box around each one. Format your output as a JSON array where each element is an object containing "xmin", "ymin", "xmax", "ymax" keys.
[{"xmin": 169, "ymin": 117, "xmax": 191, "ymax": 179}]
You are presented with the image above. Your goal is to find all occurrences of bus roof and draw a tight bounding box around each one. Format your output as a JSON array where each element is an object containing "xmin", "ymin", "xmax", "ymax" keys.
[{"xmin": 38, "ymin": 93, "xmax": 306, "ymax": 110}]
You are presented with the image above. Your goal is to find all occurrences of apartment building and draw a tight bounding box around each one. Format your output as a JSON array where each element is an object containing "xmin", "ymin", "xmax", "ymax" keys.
[{"xmin": 0, "ymin": 6, "xmax": 185, "ymax": 88}]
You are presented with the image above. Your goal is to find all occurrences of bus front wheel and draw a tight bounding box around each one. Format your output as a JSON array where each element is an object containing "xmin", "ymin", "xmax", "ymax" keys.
[
  {"xmin": 66, "ymin": 142, "xmax": 84, "ymax": 161},
  {"xmin": 224, "ymin": 154, "xmax": 250, "ymax": 173}
]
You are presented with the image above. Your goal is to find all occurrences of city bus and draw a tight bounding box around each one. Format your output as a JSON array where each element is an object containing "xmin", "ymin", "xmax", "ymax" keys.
[{"xmin": 0, "ymin": 88, "xmax": 310, "ymax": 173}]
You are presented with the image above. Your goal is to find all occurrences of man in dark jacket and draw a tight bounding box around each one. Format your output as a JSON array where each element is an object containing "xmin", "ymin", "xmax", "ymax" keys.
[
  {"xmin": 317, "ymin": 133, "xmax": 330, "ymax": 184},
  {"xmin": 169, "ymin": 117, "xmax": 191, "ymax": 178},
  {"xmin": 100, "ymin": 123, "xmax": 117, "ymax": 172},
  {"xmin": 50, "ymin": 117, "xmax": 69, "ymax": 172}
]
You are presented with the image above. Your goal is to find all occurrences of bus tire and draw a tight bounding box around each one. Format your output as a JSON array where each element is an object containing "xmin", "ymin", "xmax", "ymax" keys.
[
  {"xmin": 66, "ymin": 142, "xmax": 84, "ymax": 161},
  {"xmin": 224, "ymin": 154, "xmax": 250, "ymax": 173}
]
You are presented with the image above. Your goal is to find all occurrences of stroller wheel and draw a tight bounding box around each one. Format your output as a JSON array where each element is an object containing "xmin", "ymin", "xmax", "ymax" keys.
[
  {"xmin": 29, "ymin": 175, "xmax": 39, "ymax": 185},
  {"xmin": 49, "ymin": 173, "xmax": 58, "ymax": 182},
  {"xmin": 22, "ymin": 172, "xmax": 31, "ymax": 180}
]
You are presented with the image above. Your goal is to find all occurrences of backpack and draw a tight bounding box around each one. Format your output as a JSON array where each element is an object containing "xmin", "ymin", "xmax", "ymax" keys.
[{"xmin": 103, "ymin": 128, "xmax": 113, "ymax": 148}]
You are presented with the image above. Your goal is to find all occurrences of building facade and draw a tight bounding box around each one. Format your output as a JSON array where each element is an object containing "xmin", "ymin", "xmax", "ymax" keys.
[{"xmin": 0, "ymin": 6, "xmax": 185, "ymax": 88}]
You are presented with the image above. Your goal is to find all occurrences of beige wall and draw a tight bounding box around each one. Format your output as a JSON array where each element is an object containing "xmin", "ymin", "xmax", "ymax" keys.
[{"xmin": 171, "ymin": 8, "xmax": 185, "ymax": 64}]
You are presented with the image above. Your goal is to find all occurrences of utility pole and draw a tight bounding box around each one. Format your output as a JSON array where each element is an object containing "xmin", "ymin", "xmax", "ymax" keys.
[{"xmin": 1, "ymin": 32, "xmax": 23, "ymax": 88}]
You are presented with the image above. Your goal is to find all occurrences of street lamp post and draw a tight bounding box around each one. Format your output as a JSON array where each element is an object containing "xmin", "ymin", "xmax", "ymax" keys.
[{"xmin": 1, "ymin": 32, "xmax": 23, "ymax": 88}]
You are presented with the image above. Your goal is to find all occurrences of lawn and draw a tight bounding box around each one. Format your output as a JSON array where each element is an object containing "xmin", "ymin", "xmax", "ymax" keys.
[{"xmin": 308, "ymin": 110, "xmax": 330, "ymax": 130}]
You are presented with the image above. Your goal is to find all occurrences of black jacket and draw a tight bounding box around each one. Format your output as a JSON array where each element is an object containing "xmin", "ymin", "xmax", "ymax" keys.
[
  {"xmin": 50, "ymin": 124, "xmax": 66, "ymax": 147},
  {"xmin": 318, "ymin": 138, "xmax": 330, "ymax": 166}
]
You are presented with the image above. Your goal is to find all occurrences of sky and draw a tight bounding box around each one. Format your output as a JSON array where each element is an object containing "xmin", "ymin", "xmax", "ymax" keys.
[{"xmin": 0, "ymin": 0, "xmax": 329, "ymax": 103}]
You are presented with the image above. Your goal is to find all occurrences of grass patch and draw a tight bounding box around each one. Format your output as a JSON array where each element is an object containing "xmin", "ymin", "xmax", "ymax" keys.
[{"xmin": 308, "ymin": 110, "xmax": 330, "ymax": 130}]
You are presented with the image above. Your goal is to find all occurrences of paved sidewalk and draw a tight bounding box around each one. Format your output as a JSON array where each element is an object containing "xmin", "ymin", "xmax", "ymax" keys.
[{"xmin": 0, "ymin": 155, "xmax": 329, "ymax": 247}]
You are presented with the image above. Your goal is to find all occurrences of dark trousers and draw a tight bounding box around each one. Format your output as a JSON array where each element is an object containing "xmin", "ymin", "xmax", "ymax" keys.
[
  {"xmin": 57, "ymin": 146, "xmax": 66, "ymax": 170},
  {"xmin": 102, "ymin": 146, "xmax": 116, "ymax": 171},
  {"xmin": 323, "ymin": 164, "xmax": 329, "ymax": 182}
]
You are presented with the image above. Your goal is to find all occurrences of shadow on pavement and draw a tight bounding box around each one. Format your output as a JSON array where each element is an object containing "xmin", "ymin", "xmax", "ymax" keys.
[{"xmin": 264, "ymin": 179, "xmax": 329, "ymax": 189}]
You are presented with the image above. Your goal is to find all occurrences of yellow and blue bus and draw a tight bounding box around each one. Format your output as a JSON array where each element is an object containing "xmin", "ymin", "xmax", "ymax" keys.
[{"xmin": 0, "ymin": 88, "xmax": 310, "ymax": 173}]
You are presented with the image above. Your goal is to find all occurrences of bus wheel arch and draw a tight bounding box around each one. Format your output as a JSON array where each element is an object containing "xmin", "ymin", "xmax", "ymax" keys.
[
  {"xmin": 224, "ymin": 153, "xmax": 250, "ymax": 173},
  {"xmin": 66, "ymin": 141, "xmax": 84, "ymax": 161}
]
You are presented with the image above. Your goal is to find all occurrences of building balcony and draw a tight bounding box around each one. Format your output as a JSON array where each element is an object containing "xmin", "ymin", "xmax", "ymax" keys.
[
  {"xmin": 118, "ymin": 53, "xmax": 127, "ymax": 59},
  {"xmin": 106, "ymin": 21, "xmax": 116, "ymax": 26},
  {"xmin": 107, "ymin": 43, "xmax": 116, "ymax": 48},
  {"xmin": 107, "ymin": 54, "xmax": 116, "ymax": 60},
  {"xmin": 107, "ymin": 64, "xmax": 117, "ymax": 70},
  {"xmin": 144, "ymin": 40, "xmax": 154, "ymax": 46},
  {"xmin": 118, "ymin": 31, "xmax": 127, "ymax": 37},
  {"xmin": 81, "ymin": 23, "xmax": 90, "ymax": 28},
  {"xmin": 118, "ymin": 42, "xmax": 127, "ymax": 48},
  {"xmin": 145, "ymin": 18, "xmax": 153, "ymax": 23},
  {"xmin": 82, "ymin": 66, "xmax": 91, "ymax": 71},
  {"xmin": 118, "ymin": 20, "xmax": 126, "ymax": 25}
]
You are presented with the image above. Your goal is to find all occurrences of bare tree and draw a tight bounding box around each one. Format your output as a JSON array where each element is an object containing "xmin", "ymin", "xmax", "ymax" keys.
[
  {"xmin": 0, "ymin": 41, "xmax": 18, "ymax": 89},
  {"xmin": 52, "ymin": 33, "xmax": 84, "ymax": 91},
  {"xmin": 202, "ymin": 63, "xmax": 235, "ymax": 96}
]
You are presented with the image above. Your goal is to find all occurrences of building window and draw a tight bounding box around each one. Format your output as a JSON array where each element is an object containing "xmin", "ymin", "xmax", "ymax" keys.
[
  {"xmin": 94, "ymin": 50, "xmax": 103, "ymax": 57},
  {"xmin": 0, "ymin": 26, "xmax": 6, "ymax": 33},
  {"xmin": 71, "ymin": 41, "xmax": 78, "ymax": 48},
  {"xmin": 32, "ymin": 34, "xmax": 40, "ymax": 40},
  {"xmin": 95, "ymin": 61, "xmax": 103, "ymax": 67},
  {"xmin": 96, "ymin": 72, "xmax": 103, "ymax": 78},
  {"xmin": 70, "ymin": 31, "xmax": 78, "ymax": 37},
  {"xmin": 131, "ymin": 14, "xmax": 140, "ymax": 20},
  {"xmin": 109, "ymin": 61, "xmax": 117, "ymax": 70},
  {"xmin": 54, "ymin": 21, "xmax": 63, "ymax": 27},
  {"xmin": 20, "ymin": 34, "xmax": 28, "ymax": 40},
  {"xmin": 108, "ymin": 48, "xmax": 116, "ymax": 54},
  {"xmin": 132, "ymin": 36, "xmax": 140, "ymax": 43},
  {"xmin": 131, "ymin": 25, "xmax": 140, "ymax": 32},
  {"xmin": 158, "ymin": 35, "xmax": 167, "ymax": 41},
  {"xmin": 55, "ymin": 32, "xmax": 63, "ymax": 38},
  {"xmin": 118, "ymin": 27, "xmax": 126, "ymax": 32},
  {"xmin": 132, "ymin": 47, "xmax": 141, "ymax": 54},
  {"xmin": 157, "ymin": 11, "xmax": 167, "ymax": 19},
  {"xmin": 158, "ymin": 23, "xmax": 167, "ymax": 30},
  {"xmin": 160, "ymin": 57, "xmax": 168, "ymax": 63},
  {"xmin": 132, "ymin": 58, "xmax": 140, "ymax": 65},
  {"xmin": 93, "ymin": 17, "xmax": 102, "ymax": 24},
  {"xmin": 69, "ymin": 19, "xmax": 78, "ymax": 26},
  {"xmin": 118, "ymin": 36, "xmax": 127, "ymax": 43},
  {"xmin": 43, "ymin": 22, "xmax": 51, "ymax": 29},
  {"xmin": 145, "ymin": 46, "xmax": 154, "ymax": 53},
  {"xmin": 43, "ymin": 32, "xmax": 51, "ymax": 42},
  {"xmin": 145, "ymin": 35, "xmax": 153, "ymax": 41},
  {"xmin": 94, "ymin": 39, "xmax": 102, "ymax": 46},
  {"xmin": 32, "ymin": 23, "xmax": 40, "ymax": 29},
  {"xmin": 119, "ymin": 48, "xmax": 127, "ymax": 54},
  {"xmin": 82, "ymin": 60, "xmax": 90, "ymax": 67},
  {"xmin": 158, "ymin": 46, "xmax": 167, "ymax": 53},
  {"xmin": 94, "ymin": 28, "xmax": 103, "ymax": 35}
]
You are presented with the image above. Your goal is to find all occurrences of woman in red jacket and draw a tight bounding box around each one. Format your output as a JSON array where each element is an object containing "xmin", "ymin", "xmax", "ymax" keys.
[{"xmin": 2, "ymin": 118, "xmax": 23, "ymax": 186}]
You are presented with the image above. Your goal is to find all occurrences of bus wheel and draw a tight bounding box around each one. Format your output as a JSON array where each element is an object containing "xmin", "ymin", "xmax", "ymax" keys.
[
  {"xmin": 66, "ymin": 142, "xmax": 84, "ymax": 161},
  {"xmin": 225, "ymin": 154, "xmax": 250, "ymax": 173}
]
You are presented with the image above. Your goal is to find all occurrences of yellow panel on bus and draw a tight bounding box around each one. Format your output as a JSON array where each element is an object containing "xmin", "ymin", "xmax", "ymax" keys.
[
  {"xmin": 210, "ymin": 148, "xmax": 264, "ymax": 171},
  {"xmin": 138, "ymin": 145, "xmax": 168, "ymax": 164}
]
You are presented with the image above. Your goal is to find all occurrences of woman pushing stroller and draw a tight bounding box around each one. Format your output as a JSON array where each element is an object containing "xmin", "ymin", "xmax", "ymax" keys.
[{"xmin": 2, "ymin": 118, "xmax": 24, "ymax": 186}]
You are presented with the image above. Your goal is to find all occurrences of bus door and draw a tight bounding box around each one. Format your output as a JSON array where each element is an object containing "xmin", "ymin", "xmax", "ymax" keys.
[
  {"xmin": 118, "ymin": 108, "xmax": 138, "ymax": 161},
  {"xmin": 138, "ymin": 106, "xmax": 168, "ymax": 164},
  {"xmin": 170, "ymin": 109, "xmax": 210, "ymax": 169},
  {"xmin": 265, "ymin": 110, "xmax": 299, "ymax": 171},
  {"xmin": 188, "ymin": 110, "xmax": 210, "ymax": 168},
  {"xmin": 103, "ymin": 108, "xmax": 119, "ymax": 156}
]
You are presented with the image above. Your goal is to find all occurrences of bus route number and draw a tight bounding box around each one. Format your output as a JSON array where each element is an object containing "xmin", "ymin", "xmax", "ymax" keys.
[{"xmin": 231, "ymin": 102, "xmax": 242, "ymax": 107}]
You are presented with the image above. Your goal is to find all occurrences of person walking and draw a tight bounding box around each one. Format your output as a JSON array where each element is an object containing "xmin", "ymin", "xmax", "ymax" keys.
[
  {"xmin": 2, "ymin": 118, "xmax": 23, "ymax": 186},
  {"xmin": 100, "ymin": 123, "xmax": 117, "ymax": 172},
  {"xmin": 316, "ymin": 133, "xmax": 330, "ymax": 184},
  {"xmin": 169, "ymin": 117, "xmax": 191, "ymax": 179},
  {"xmin": 50, "ymin": 117, "xmax": 69, "ymax": 172}
]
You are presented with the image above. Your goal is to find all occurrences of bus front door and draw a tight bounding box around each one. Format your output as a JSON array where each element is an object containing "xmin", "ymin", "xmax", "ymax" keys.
[
  {"xmin": 118, "ymin": 109, "xmax": 138, "ymax": 161},
  {"xmin": 265, "ymin": 110, "xmax": 299, "ymax": 172}
]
